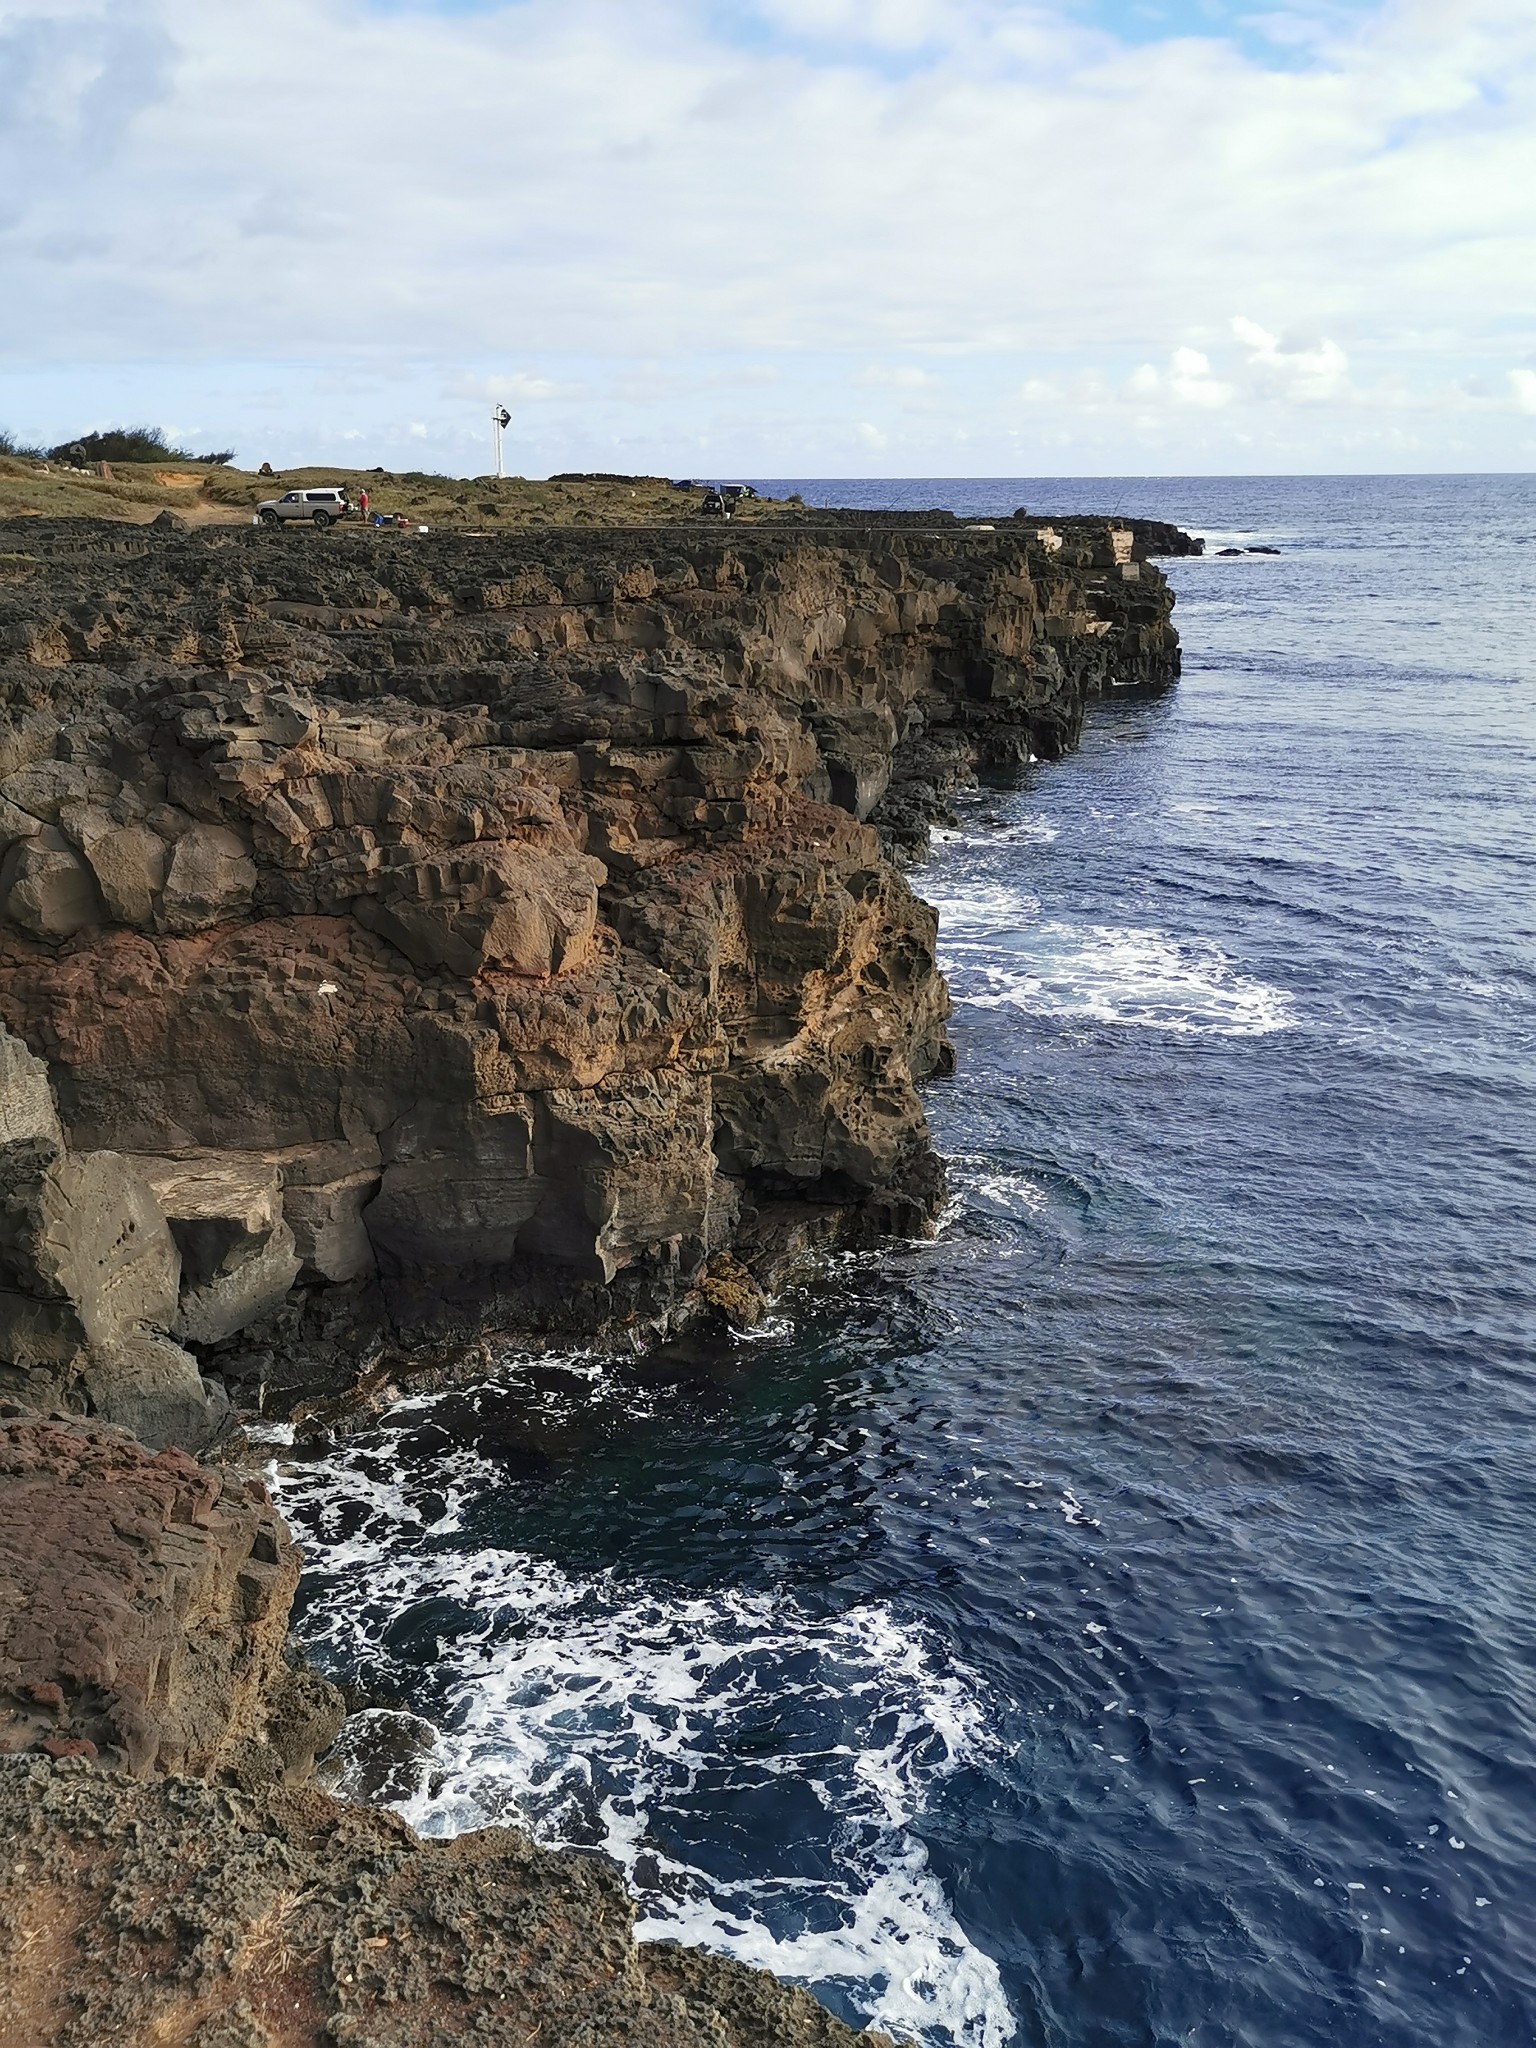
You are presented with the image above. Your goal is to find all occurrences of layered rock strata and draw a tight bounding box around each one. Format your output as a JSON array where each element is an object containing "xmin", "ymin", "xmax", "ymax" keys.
[
  {"xmin": 0, "ymin": 1409, "xmax": 341, "ymax": 1779},
  {"xmin": 0, "ymin": 1023, "xmax": 230, "ymax": 1447},
  {"xmin": 0, "ymin": 513, "xmax": 1181, "ymax": 1428}
]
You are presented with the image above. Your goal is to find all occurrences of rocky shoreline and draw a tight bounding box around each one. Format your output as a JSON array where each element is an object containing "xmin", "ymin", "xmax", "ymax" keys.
[{"xmin": 0, "ymin": 499, "xmax": 1190, "ymax": 2043}]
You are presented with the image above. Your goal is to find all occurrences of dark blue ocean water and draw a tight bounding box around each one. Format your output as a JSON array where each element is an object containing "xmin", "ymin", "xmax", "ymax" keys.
[{"xmin": 269, "ymin": 477, "xmax": 1536, "ymax": 2047}]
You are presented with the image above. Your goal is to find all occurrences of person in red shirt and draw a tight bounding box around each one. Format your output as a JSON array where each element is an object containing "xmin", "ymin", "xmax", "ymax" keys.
[{"xmin": 358, "ymin": 486, "xmax": 370, "ymax": 522}]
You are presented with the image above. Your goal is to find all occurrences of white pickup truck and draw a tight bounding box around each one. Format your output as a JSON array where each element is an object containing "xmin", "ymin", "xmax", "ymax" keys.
[{"xmin": 256, "ymin": 487, "xmax": 351, "ymax": 528}]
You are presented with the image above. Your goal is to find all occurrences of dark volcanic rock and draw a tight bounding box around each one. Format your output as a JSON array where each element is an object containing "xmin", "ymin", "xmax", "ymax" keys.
[
  {"xmin": 0, "ymin": 1411, "xmax": 877, "ymax": 2045},
  {"xmin": 0, "ymin": 1755, "xmax": 884, "ymax": 2047},
  {"xmin": 0, "ymin": 1411, "xmax": 341, "ymax": 1779},
  {"xmin": 0, "ymin": 1022, "xmax": 228, "ymax": 1448},
  {"xmin": 0, "ymin": 508, "xmax": 1190, "ymax": 2047},
  {"xmin": 0, "ymin": 516, "xmax": 1184, "ymax": 1405}
]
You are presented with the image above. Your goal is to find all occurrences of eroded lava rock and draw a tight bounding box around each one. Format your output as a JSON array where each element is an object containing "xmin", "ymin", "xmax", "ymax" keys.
[
  {"xmin": 0, "ymin": 514, "xmax": 1183, "ymax": 1424},
  {"xmin": 0, "ymin": 1756, "xmax": 886, "ymax": 2047},
  {"xmin": 0, "ymin": 1410, "xmax": 341, "ymax": 1779}
]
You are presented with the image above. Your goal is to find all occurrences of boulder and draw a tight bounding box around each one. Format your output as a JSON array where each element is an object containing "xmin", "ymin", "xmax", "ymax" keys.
[
  {"xmin": 0, "ymin": 795, "xmax": 40, "ymax": 854},
  {"xmin": 0, "ymin": 1031, "xmax": 225, "ymax": 1447},
  {"xmin": 136, "ymin": 1156, "xmax": 300, "ymax": 1345},
  {"xmin": 157, "ymin": 824, "xmax": 256, "ymax": 934},
  {"xmin": 80, "ymin": 1331, "xmax": 229, "ymax": 1454},
  {"xmin": 39, "ymin": 1150, "xmax": 183, "ymax": 1341},
  {"xmin": 76, "ymin": 816, "xmax": 168, "ymax": 927},
  {"xmin": 0, "ymin": 830, "xmax": 103, "ymax": 938},
  {"xmin": 358, "ymin": 844, "xmax": 605, "ymax": 979},
  {"xmin": 0, "ymin": 1412, "xmax": 341, "ymax": 1778},
  {"xmin": 0, "ymin": 759, "xmax": 113, "ymax": 824},
  {"xmin": 179, "ymin": 686, "xmax": 319, "ymax": 752},
  {"xmin": 269, "ymin": 1142, "xmax": 381, "ymax": 1284},
  {"xmin": 0, "ymin": 1078, "xmax": 182, "ymax": 1363}
]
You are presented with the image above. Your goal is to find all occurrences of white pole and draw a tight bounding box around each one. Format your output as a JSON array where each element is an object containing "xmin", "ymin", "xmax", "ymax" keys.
[{"xmin": 492, "ymin": 404, "xmax": 510, "ymax": 479}]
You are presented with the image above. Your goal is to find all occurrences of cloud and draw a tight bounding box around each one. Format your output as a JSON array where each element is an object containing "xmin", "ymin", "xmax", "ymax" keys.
[
  {"xmin": 1511, "ymin": 369, "xmax": 1536, "ymax": 414},
  {"xmin": 0, "ymin": 0, "xmax": 1533, "ymax": 469},
  {"xmin": 859, "ymin": 365, "xmax": 939, "ymax": 388},
  {"xmin": 746, "ymin": 0, "xmax": 968, "ymax": 52},
  {"xmin": 447, "ymin": 371, "xmax": 584, "ymax": 404},
  {"xmin": 1126, "ymin": 346, "xmax": 1234, "ymax": 409},
  {"xmin": 1231, "ymin": 317, "xmax": 1351, "ymax": 401}
]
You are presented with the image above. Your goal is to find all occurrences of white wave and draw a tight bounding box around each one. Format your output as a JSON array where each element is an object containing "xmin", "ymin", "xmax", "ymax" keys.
[
  {"xmin": 949, "ymin": 1156, "xmax": 1051, "ymax": 1220},
  {"xmin": 942, "ymin": 923, "xmax": 1296, "ymax": 1038},
  {"xmin": 936, "ymin": 817, "xmax": 1060, "ymax": 851},
  {"xmin": 923, "ymin": 879, "xmax": 1043, "ymax": 936},
  {"xmin": 269, "ymin": 1389, "xmax": 1017, "ymax": 2048}
]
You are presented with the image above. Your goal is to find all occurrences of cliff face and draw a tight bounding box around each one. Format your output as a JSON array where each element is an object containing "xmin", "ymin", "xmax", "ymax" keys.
[
  {"xmin": 0, "ymin": 506, "xmax": 1186, "ymax": 2047},
  {"xmin": 0, "ymin": 514, "xmax": 1180, "ymax": 1431}
]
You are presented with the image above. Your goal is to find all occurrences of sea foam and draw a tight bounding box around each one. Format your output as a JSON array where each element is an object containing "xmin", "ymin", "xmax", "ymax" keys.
[
  {"xmin": 936, "ymin": 915, "xmax": 1296, "ymax": 1038},
  {"xmin": 270, "ymin": 1373, "xmax": 1017, "ymax": 2048}
]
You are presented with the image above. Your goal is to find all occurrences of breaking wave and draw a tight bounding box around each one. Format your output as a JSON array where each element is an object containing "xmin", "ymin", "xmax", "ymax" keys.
[
  {"xmin": 269, "ymin": 1376, "xmax": 1017, "ymax": 2048},
  {"xmin": 936, "ymin": 913, "xmax": 1297, "ymax": 1038}
]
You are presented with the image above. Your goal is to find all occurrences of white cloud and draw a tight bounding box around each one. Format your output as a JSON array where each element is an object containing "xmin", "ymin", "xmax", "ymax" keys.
[
  {"xmin": 1511, "ymin": 369, "xmax": 1536, "ymax": 414},
  {"xmin": 748, "ymin": 0, "xmax": 970, "ymax": 51},
  {"xmin": 1231, "ymin": 317, "xmax": 1351, "ymax": 401},
  {"xmin": 447, "ymin": 371, "xmax": 583, "ymax": 404},
  {"xmin": 1125, "ymin": 347, "xmax": 1234, "ymax": 410},
  {"xmin": 0, "ymin": 0, "xmax": 1533, "ymax": 469}
]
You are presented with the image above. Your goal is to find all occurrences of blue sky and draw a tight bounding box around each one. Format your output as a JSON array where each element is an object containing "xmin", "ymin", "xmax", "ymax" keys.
[{"xmin": 1, "ymin": 0, "xmax": 1533, "ymax": 475}]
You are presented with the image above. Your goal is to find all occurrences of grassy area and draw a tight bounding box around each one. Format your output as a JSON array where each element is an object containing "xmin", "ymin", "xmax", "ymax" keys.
[{"xmin": 0, "ymin": 458, "xmax": 808, "ymax": 531}]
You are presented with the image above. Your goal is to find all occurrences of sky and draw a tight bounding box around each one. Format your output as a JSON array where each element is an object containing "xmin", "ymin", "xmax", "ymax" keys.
[{"xmin": 1, "ymin": 0, "xmax": 1534, "ymax": 477}]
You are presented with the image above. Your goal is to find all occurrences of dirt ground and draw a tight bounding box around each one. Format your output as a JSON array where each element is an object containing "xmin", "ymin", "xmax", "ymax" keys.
[{"xmin": 0, "ymin": 457, "xmax": 805, "ymax": 532}]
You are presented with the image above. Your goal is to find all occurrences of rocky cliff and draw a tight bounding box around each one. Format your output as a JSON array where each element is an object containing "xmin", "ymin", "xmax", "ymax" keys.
[
  {"xmin": 0, "ymin": 511, "xmax": 1181, "ymax": 1439},
  {"xmin": 0, "ymin": 501, "xmax": 1187, "ymax": 2047}
]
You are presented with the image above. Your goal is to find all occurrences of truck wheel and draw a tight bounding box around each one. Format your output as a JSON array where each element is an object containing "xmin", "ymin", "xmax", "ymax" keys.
[
  {"xmin": 312, "ymin": 510, "xmax": 331, "ymax": 529},
  {"xmin": 260, "ymin": 509, "xmax": 281, "ymax": 527}
]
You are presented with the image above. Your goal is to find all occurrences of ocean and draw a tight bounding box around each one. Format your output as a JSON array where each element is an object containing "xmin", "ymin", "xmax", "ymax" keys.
[{"xmin": 266, "ymin": 476, "xmax": 1536, "ymax": 2047}]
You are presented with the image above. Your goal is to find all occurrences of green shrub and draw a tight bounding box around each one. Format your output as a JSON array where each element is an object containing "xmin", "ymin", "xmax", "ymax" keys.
[
  {"xmin": 46, "ymin": 425, "xmax": 233, "ymax": 466},
  {"xmin": 0, "ymin": 429, "xmax": 43, "ymax": 459}
]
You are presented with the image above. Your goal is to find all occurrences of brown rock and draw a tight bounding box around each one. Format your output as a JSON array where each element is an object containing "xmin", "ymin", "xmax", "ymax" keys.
[
  {"xmin": 137, "ymin": 1155, "xmax": 302, "ymax": 1344},
  {"xmin": 359, "ymin": 842, "xmax": 606, "ymax": 978},
  {"xmin": 79, "ymin": 818, "xmax": 168, "ymax": 926},
  {"xmin": 158, "ymin": 822, "xmax": 257, "ymax": 933},
  {"xmin": 0, "ymin": 1757, "xmax": 882, "ymax": 2048},
  {"xmin": 267, "ymin": 1140, "xmax": 381, "ymax": 1284},
  {"xmin": 0, "ymin": 1027, "xmax": 224, "ymax": 1451},
  {"xmin": 0, "ymin": 831, "xmax": 102, "ymax": 938},
  {"xmin": 0, "ymin": 1413, "xmax": 340, "ymax": 1779},
  {"xmin": 0, "ymin": 515, "xmax": 1184, "ymax": 1386}
]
